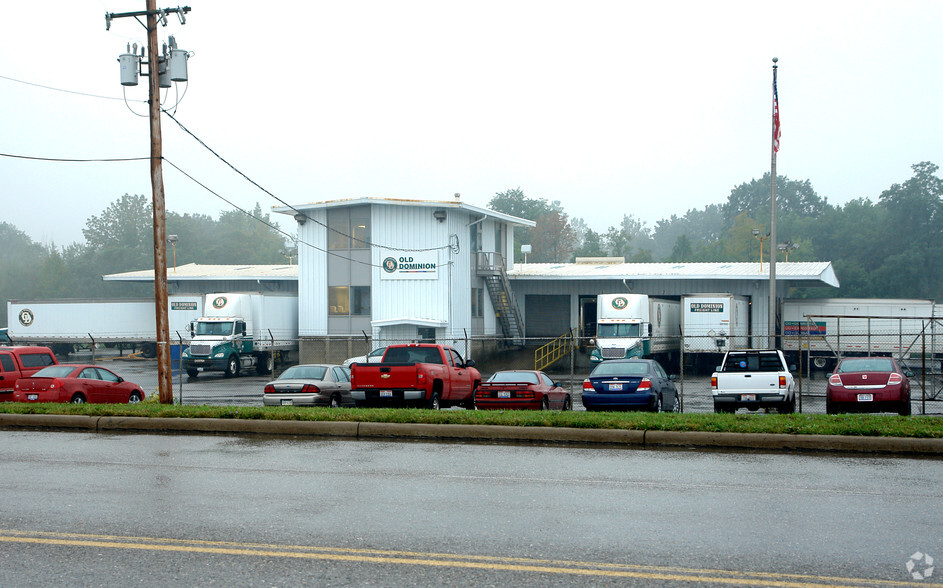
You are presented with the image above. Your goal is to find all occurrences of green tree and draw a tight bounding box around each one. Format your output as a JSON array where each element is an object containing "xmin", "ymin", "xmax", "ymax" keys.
[{"xmin": 489, "ymin": 188, "xmax": 568, "ymax": 261}]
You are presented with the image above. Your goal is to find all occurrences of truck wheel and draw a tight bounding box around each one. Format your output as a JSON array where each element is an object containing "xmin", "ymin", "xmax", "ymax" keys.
[
  {"xmin": 140, "ymin": 342, "xmax": 157, "ymax": 358},
  {"xmin": 224, "ymin": 355, "xmax": 239, "ymax": 378},
  {"xmin": 427, "ymin": 392, "xmax": 441, "ymax": 410},
  {"xmin": 780, "ymin": 396, "xmax": 796, "ymax": 414},
  {"xmin": 186, "ymin": 368, "xmax": 199, "ymax": 379},
  {"xmin": 256, "ymin": 352, "xmax": 273, "ymax": 375}
]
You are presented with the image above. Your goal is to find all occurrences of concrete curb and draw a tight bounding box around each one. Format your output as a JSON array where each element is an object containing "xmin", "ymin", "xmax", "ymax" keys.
[{"xmin": 1, "ymin": 413, "xmax": 941, "ymax": 455}]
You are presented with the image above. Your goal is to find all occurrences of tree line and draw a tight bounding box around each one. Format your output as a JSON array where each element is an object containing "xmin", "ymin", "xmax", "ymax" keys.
[
  {"xmin": 490, "ymin": 161, "xmax": 943, "ymax": 302},
  {"xmin": 2, "ymin": 161, "xmax": 940, "ymax": 327}
]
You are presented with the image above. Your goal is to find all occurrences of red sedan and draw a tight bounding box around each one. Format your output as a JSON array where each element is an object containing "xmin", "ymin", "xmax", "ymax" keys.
[
  {"xmin": 826, "ymin": 357, "xmax": 912, "ymax": 416},
  {"xmin": 13, "ymin": 364, "xmax": 145, "ymax": 404},
  {"xmin": 475, "ymin": 370, "xmax": 572, "ymax": 411}
]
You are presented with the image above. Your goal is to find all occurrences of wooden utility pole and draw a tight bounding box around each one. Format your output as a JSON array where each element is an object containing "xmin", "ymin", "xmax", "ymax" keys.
[
  {"xmin": 145, "ymin": 0, "xmax": 173, "ymax": 403},
  {"xmin": 108, "ymin": 3, "xmax": 190, "ymax": 403}
]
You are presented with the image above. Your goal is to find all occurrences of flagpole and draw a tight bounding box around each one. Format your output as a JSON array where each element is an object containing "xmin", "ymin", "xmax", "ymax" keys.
[{"xmin": 769, "ymin": 57, "xmax": 779, "ymax": 349}]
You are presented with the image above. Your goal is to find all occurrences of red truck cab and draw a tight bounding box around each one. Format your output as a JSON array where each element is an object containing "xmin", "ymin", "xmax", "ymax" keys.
[
  {"xmin": 0, "ymin": 346, "xmax": 59, "ymax": 402},
  {"xmin": 350, "ymin": 343, "xmax": 481, "ymax": 409}
]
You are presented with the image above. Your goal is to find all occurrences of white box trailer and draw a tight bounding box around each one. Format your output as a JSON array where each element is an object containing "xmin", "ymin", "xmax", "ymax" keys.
[
  {"xmin": 681, "ymin": 293, "xmax": 750, "ymax": 355},
  {"xmin": 6, "ymin": 296, "xmax": 204, "ymax": 357},
  {"xmin": 781, "ymin": 298, "xmax": 940, "ymax": 369}
]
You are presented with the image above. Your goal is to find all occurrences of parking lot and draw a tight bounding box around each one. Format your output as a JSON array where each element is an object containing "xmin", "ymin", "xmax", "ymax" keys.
[{"xmin": 72, "ymin": 349, "xmax": 943, "ymax": 415}]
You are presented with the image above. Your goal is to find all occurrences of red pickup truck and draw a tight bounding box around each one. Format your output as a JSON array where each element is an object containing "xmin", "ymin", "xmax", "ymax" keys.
[
  {"xmin": 0, "ymin": 346, "xmax": 59, "ymax": 402},
  {"xmin": 350, "ymin": 343, "xmax": 481, "ymax": 409}
]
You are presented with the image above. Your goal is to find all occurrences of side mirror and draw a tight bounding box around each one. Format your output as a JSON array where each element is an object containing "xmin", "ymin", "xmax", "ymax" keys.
[
  {"xmin": 669, "ymin": 374, "xmax": 677, "ymax": 381},
  {"xmin": 789, "ymin": 364, "xmax": 797, "ymax": 372},
  {"xmin": 905, "ymin": 370, "xmax": 915, "ymax": 378},
  {"xmin": 117, "ymin": 377, "xmax": 124, "ymax": 383},
  {"xmin": 188, "ymin": 322, "xmax": 195, "ymax": 336},
  {"xmin": 715, "ymin": 366, "xmax": 722, "ymax": 372},
  {"xmin": 465, "ymin": 359, "xmax": 476, "ymax": 368}
]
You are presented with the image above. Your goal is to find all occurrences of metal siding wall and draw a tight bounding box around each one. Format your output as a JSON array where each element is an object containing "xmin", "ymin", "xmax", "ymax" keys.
[{"xmin": 298, "ymin": 209, "xmax": 328, "ymax": 336}]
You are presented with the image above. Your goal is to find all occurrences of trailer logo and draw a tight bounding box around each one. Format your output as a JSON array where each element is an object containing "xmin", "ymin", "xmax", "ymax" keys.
[
  {"xmin": 691, "ymin": 302, "xmax": 723, "ymax": 312},
  {"xmin": 611, "ymin": 297, "xmax": 629, "ymax": 310},
  {"xmin": 17, "ymin": 309, "xmax": 34, "ymax": 327},
  {"xmin": 212, "ymin": 296, "xmax": 228, "ymax": 309}
]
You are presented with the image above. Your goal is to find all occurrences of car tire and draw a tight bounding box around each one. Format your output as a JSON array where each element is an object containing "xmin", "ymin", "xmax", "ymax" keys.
[
  {"xmin": 224, "ymin": 355, "xmax": 239, "ymax": 378},
  {"xmin": 562, "ymin": 395, "xmax": 572, "ymax": 411},
  {"xmin": 186, "ymin": 368, "xmax": 199, "ymax": 379},
  {"xmin": 652, "ymin": 393, "xmax": 663, "ymax": 413},
  {"xmin": 541, "ymin": 397, "xmax": 550, "ymax": 411},
  {"xmin": 128, "ymin": 391, "xmax": 143, "ymax": 403},
  {"xmin": 427, "ymin": 391, "xmax": 441, "ymax": 410},
  {"xmin": 671, "ymin": 393, "xmax": 681, "ymax": 413},
  {"xmin": 70, "ymin": 394, "xmax": 86, "ymax": 404},
  {"xmin": 899, "ymin": 397, "xmax": 912, "ymax": 417},
  {"xmin": 330, "ymin": 394, "xmax": 341, "ymax": 408}
]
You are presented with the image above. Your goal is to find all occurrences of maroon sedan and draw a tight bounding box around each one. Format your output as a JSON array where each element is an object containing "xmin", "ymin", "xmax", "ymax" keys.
[
  {"xmin": 475, "ymin": 370, "xmax": 572, "ymax": 411},
  {"xmin": 13, "ymin": 364, "xmax": 145, "ymax": 404},
  {"xmin": 826, "ymin": 357, "xmax": 912, "ymax": 416}
]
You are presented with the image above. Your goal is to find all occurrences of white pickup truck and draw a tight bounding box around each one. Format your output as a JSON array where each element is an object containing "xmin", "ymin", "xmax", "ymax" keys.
[{"xmin": 711, "ymin": 349, "xmax": 796, "ymax": 414}]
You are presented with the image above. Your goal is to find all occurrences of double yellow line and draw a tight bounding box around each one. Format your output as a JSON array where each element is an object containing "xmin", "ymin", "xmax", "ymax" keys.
[{"xmin": 0, "ymin": 529, "xmax": 933, "ymax": 587}]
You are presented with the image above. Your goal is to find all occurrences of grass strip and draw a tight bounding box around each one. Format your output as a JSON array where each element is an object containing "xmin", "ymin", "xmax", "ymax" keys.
[{"xmin": 1, "ymin": 403, "xmax": 941, "ymax": 438}]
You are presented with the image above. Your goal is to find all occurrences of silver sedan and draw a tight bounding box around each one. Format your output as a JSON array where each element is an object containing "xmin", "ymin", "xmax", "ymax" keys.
[{"xmin": 262, "ymin": 364, "xmax": 352, "ymax": 407}]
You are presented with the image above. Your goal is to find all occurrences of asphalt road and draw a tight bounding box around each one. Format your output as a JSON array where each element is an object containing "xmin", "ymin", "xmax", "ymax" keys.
[{"xmin": 1, "ymin": 430, "xmax": 941, "ymax": 586}]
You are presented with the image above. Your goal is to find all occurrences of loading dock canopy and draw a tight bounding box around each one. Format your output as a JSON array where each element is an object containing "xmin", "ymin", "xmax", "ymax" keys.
[{"xmin": 509, "ymin": 261, "xmax": 839, "ymax": 288}]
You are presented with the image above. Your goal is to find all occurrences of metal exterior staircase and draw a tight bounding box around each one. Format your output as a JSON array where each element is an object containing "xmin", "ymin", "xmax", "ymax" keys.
[{"xmin": 476, "ymin": 251, "xmax": 525, "ymax": 346}]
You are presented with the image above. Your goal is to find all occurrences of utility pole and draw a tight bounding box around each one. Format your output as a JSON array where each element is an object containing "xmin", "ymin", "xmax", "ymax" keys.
[{"xmin": 106, "ymin": 3, "xmax": 191, "ymax": 404}]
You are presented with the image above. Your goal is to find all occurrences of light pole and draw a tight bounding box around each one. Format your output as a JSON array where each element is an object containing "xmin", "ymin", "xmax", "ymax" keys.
[
  {"xmin": 167, "ymin": 234, "xmax": 178, "ymax": 271},
  {"xmin": 752, "ymin": 229, "xmax": 769, "ymax": 272},
  {"xmin": 778, "ymin": 241, "xmax": 799, "ymax": 262}
]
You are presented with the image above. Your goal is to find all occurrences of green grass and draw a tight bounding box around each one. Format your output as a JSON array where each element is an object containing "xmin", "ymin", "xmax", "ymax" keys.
[{"xmin": 1, "ymin": 402, "xmax": 942, "ymax": 438}]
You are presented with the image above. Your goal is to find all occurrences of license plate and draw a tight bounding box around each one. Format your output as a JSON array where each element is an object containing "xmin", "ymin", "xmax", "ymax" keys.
[
  {"xmin": 741, "ymin": 394, "xmax": 756, "ymax": 402},
  {"xmin": 27, "ymin": 394, "xmax": 38, "ymax": 401},
  {"xmin": 857, "ymin": 394, "xmax": 874, "ymax": 402},
  {"xmin": 498, "ymin": 391, "xmax": 511, "ymax": 398},
  {"xmin": 609, "ymin": 383, "xmax": 623, "ymax": 391},
  {"xmin": 380, "ymin": 390, "xmax": 393, "ymax": 397},
  {"xmin": 280, "ymin": 399, "xmax": 293, "ymax": 406}
]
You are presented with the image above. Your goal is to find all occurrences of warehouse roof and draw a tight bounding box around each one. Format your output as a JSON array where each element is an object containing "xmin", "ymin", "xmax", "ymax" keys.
[
  {"xmin": 103, "ymin": 263, "xmax": 299, "ymax": 282},
  {"xmin": 509, "ymin": 261, "xmax": 839, "ymax": 287},
  {"xmin": 274, "ymin": 196, "xmax": 537, "ymax": 227}
]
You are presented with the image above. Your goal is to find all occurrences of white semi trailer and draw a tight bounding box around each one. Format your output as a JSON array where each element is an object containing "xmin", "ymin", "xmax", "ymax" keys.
[
  {"xmin": 6, "ymin": 296, "xmax": 204, "ymax": 357},
  {"xmin": 781, "ymin": 298, "xmax": 940, "ymax": 370},
  {"xmin": 681, "ymin": 293, "xmax": 750, "ymax": 369}
]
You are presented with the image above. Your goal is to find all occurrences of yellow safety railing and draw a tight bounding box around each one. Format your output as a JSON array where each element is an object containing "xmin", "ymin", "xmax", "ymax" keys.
[{"xmin": 535, "ymin": 330, "xmax": 573, "ymax": 372}]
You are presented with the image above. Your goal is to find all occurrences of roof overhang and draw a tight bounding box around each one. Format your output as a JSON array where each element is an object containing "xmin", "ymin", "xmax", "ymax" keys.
[
  {"xmin": 103, "ymin": 263, "xmax": 299, "ymax": 282},
  {"xmin": 371, "ymin": 317, "xmax": 448, "ymax": 328}
]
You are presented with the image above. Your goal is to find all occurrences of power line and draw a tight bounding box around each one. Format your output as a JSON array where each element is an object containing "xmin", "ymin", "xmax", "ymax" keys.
[
  {"xmin": 0, "ymin": 152, "xmax": 150, "ymax": 163},
  {"xmin": 161, "ymin": 110, "xmax": 453, "ymax": 254},
  {"xmin": 0, "ymin": 73, "xmax": 147, "ymax": 103}
]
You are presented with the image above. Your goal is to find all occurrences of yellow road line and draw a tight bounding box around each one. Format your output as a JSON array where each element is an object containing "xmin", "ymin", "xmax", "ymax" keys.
[{"xmin": 0, "ymin": 529, "xmax": 934, "ymax": 587}]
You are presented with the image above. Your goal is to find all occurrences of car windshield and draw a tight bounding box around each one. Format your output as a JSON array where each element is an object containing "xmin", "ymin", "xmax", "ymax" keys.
[
  {"xmin": 278, "ymin": 365, "xmax": 327, "ymax": 380},
  {"xmin": 32, "ymin": 365, "xmax": 76, "ymax": 378},
  {"xmin": 597, "ymin": 323, "xmax": 641, "ymax": 338},
  {"xmin": 489, "ymin": 371, "xmax": 539, "ymax": 384},
  {"xmin": 591, "ymin": 362, "xmax": 649, "ymax": 377},
  {"xmin": 837, "ymin": 358, "xmax": 895, "ymax": 373}
]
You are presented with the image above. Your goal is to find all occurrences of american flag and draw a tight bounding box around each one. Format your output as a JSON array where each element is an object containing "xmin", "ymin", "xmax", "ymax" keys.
[{"xmin": 773, "ymin": 75, "xmax": 781, "ymax": 152}]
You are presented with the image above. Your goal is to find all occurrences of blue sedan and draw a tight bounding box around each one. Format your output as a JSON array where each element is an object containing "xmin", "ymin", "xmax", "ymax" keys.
[{"xmin": 581, "ymin": 359, "xmax": 679, "ymax": 412}]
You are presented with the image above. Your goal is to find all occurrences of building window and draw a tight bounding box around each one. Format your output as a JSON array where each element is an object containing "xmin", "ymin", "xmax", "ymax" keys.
[
  {"xmin": 418, "ymin": 327, "xmax": 436, "ymax": 343},
  {"xmin": 350, "ymin": 207, "xmax": 370, "ymax": 249},
  {"xmin": 471, "ymin": 287, "xmax": 484, "ymax": 318},
  {"xmin": 328, "ymin": 206, "xmax": 371, "ymax": 250},
  {"xmin": 329, "ymin": 286, "xmax": 371, "ymax": 316},
  {"xmin": 351, "ymin": 286, "xmax": 371, "ymax": 315}
]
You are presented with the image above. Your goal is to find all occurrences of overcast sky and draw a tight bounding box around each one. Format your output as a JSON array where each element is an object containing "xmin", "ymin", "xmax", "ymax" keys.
[{"xmin": 2, "ymin": 1, "xmax": 941, "ymax": 247}]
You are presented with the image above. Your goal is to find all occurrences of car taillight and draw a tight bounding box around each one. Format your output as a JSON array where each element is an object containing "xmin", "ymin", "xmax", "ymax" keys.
[
  {"xmin": 710, "ymin": 376, "xmax": 717, "ymax": 389},
  {"xmin": 779, "ymin": 375, "xmax": 787, "ymax": 388},
  {"xmin": 888, "ymin": 373, "xmax": 903, "ymax": 385},
  {"xmin": 301, "ymin": 384, "xmax": 321, "ymax": 394},
  {"xmin": 637, "ymin": 378, "xmax": 652, "ymax": 391},
  {"xmin": 828, "ymin": 374, "xmax": 842, "ymax": 386},
  {"xmin": 582, "ymin": 379, "xmax": 593, "ymax": 391},
  {"xmin": 264, "ymin": 385, "xmax": 276, "ymax": 394},
  {"xmin": 519, "ymin": 391, "xmax": 535, "ymax": 398}
]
